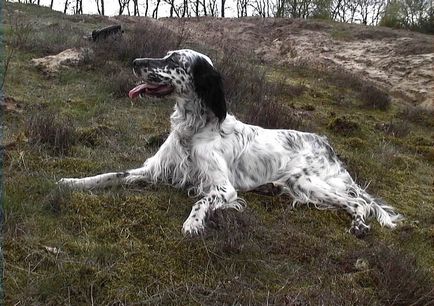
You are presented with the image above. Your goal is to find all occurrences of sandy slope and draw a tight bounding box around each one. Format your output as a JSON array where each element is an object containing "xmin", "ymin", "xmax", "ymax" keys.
[{"xmin": 160, "ymin": 17, "xmax": 433, "ymax": 110}]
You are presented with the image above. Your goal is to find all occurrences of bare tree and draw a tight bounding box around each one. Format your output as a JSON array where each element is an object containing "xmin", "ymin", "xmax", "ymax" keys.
[
  {"xmin": 181, "ymin": 0, "xmax": 190, "ymax": 16},
  {"xmin": 221, "ymin": 0, "xmax": 226, "ymax": 16},
  {"xmin": 275, "ymin": 0, "xmax": 285, "ymax": 16},
  {"xmin": 202, "ymin": 0, "xmax": 208, "ymax": 15},
  {"xmin": 193, "ymin": 0, "xmax": 200, "ymax": 16},
  {"xmin": 251, "ymin": 0, "xmax": 272, "ymax": 16},
  {"xmin": 164, "ymin": 0, "xmax": 181, "ymax": 16},
  {"xmin": 132, "ymin": 0, "xmax": 140, "ymax": 15},
  {"xmin": 153, "ymin": 0, "xmax": 162, "ymax": 17},
  {"xmin": 142, "ymin": 0, "xmax": 150, "ymax": 16},
  {"xmin": 237, "ymin": 0, "xmax": 249, "ymax": 16},
  {"xmin": 208, "ymin": 0, "xmax": 219, "ymax": 15},
  {"xmin": 63, "ymin": 0, "xmax": 70, "ymax": 13},
  {"xmin": 95, "ymin": 0, "xmax": 105, "ymax": 15},
  {"xmin": 75, "ymin": 0, "xmax": 83, "ymax": 14},
  {"xmin": 118, "ymin": 0, "xmax": 130, "ymax": 14}
]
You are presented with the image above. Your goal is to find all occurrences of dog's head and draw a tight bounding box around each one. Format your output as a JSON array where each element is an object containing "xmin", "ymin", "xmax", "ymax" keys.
[{"xmin": 129, "ymin": 49, "xmax": 226, "ymax": 122}]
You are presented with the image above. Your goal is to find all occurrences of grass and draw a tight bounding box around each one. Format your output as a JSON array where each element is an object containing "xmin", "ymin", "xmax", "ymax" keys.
[{"xmin": 3, "ymin": 2, "xmax": 434, "ymax": 305}]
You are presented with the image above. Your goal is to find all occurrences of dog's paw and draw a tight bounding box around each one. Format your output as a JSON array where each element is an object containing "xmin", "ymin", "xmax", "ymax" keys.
[
  {"xmin": 182, "ymin": 216, "xmax": 205, "ymax": 235},
  {"xmin": 349, "ymin": 221, "xmax": 370, "ymax": 238}
]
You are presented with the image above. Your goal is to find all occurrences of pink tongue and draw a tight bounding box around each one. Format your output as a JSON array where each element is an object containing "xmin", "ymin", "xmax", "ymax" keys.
[{"xmin": 128, "ymin": 83, "xmax": 160, "ymax": 99}]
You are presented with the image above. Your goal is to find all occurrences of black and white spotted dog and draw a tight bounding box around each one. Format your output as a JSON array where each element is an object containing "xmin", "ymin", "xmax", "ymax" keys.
[{"xmin": 58, "ymin": 49, "xmax": 401, "ymax": 236}]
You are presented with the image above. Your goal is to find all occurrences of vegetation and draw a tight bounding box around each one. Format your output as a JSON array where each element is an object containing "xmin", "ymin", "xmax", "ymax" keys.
[
  {"xmin": 2, "ymin": 2, "xmax": 434, "ymax": 305},
  {"xmin": 13, "ymin": 0, "xmax": 434, "ymax": 33}
]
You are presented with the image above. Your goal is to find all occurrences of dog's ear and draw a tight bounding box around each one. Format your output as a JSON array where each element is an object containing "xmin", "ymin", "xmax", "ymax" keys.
[{"xmin": 192, "ymin": 57, "xmax": 227, "ymax": 122}]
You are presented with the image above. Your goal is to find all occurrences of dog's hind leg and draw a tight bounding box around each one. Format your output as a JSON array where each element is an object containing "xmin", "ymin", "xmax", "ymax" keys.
[{"xmin": 281, "ymin": 168, "xmax": 400, "ymax": 237}]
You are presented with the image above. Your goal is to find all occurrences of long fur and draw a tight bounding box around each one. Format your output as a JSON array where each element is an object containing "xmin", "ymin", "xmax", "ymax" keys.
[{"xmin": 59, "ymin": 49, "xmax": 402, "ymax": 236}]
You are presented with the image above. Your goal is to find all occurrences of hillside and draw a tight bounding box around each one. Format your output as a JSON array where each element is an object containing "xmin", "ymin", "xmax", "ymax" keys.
[
  {"xmin": 2, "ymin": 2, "xmax": 434, "ymax": 305},
  {"xmin": 161, "ymin": 17, "xmax": 434, "ymax": 110}
]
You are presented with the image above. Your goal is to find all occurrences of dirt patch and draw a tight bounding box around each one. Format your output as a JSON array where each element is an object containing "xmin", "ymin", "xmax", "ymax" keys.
[
  {"xmin": 31, "ymin": 47, "xmax": 93, "ymax": 75},
  {"xmin": 162, "ymin": 17, "xmax": 434, "ymax": 110},
  {"xmin": 0, "ymin": 96, "xmax": 23, "ymax": 114}
]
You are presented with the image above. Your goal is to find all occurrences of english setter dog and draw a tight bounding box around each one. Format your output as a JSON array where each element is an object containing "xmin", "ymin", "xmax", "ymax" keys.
[{"xmin": 58, "ymin": 49, "xmax": 401, "ymax": 237}]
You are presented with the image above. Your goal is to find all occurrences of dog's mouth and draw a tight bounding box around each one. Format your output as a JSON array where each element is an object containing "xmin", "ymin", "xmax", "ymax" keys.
[{"xmin": 128, "ymin": 82, "xmax": 174, "ymax": 99}]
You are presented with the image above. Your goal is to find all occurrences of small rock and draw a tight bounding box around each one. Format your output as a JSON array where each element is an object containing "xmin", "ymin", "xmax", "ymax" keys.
[
  {"xmin": 43, "ymin": 245, "xmax": 61, "ymax": 255},
  {"xmin": 354, "ymin": 258, "xmax": 369, "ymax": 271},
  {"xmin": 321, "ymin": 46, "xmax": 330, "ymax": 52}
]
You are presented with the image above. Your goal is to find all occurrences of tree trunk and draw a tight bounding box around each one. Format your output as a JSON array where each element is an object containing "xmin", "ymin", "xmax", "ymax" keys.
[
  {"xmin": 64, "ymin": 0, "xmax": 69, "ymax": 13},
  {"xmin": 133, "ymin": 0, "xmax": 139, "ymax": 15},
  {"xmin": 221, "ymin": 0, "xmax": 225, "ymax": 16},
  {"xmin": 96, "ymin": 0, "xmax": 101, "ymax": 14},
  {"xmin": 144, "ymin": 0, "xmax": 149, "ymax": 16},
  {"xmin": 153, "ymin": 0, "xmax": 161, "ymax": 18}
]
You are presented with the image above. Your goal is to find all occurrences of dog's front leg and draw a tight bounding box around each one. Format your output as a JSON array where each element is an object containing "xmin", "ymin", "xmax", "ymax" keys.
[
  {"xmin": 182, "ymin": 149, "xmax": 243, "ymax": 234},
  {"xmin": 182, "ymin": 183, "xmax": 243, "ymax": 235},
  {"xmin": 58, "ymin": 133, "xmax": 180, "ymax": 190},
  {"xmin": 57, "ymin": 166, "xmax": 154, "ymax": 190}
]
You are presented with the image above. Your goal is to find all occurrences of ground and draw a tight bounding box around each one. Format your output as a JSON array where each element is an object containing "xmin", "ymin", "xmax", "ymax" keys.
[{"xmin": 2, "ymin": 3, "xmax": 434, "ymax": 305}]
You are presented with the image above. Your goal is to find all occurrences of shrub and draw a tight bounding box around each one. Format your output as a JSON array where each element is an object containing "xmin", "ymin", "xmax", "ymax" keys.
[
  {"xmin": 106, "ymin": 67, "xmax": 136, "ymax": 98},
  {"xmin": 92, "ymin": 21, "xmax": 185, "ymax": 67},
  {"xmin": 25, "ymin": 110, "xmax": 76, "ymax": 155},
  {"xmin": 359, "ymin": 84, "xmax": 391, "ymax": 111},
  {"xmin": 375, "ymin": 120, "xmax": 410, "ymax": 138},
  {"xmin": 216, "ymin": 48, "xmax": 309, "ymax": 130},
  {"xmin": 368, "ymin": 245, "xmax": 434, "ymax": 305},
  {"xmin": 216, "ymin": 48, "xmax": 267, "ymax": 110},
  {"xmin": 205, "ymin": 209, "xmax": 262, "ymax": 255},
  {"xmin": 328, "ymin": 116, "xmax": 360, "ymax": 136},
  {"xmin": 399, "ymin": 106, "xmax": 434, "ymax": 127}
]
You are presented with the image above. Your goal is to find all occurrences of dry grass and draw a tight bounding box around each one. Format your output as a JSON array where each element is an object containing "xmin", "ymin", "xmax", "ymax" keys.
[{"xmin": 25, "ymin": 109, "xmax": 76, "ymax": 156}]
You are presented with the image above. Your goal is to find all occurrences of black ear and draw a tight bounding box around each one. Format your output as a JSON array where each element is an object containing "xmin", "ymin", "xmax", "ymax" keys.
[{"xmin": 192, "ymin": 57, "xmax": 227, "ymax": 122}]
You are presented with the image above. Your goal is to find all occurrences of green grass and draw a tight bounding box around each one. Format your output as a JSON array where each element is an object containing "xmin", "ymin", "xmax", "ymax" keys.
[{"xmin": 3, "ymin": 2, "xmax": 434, "ymax": 305}]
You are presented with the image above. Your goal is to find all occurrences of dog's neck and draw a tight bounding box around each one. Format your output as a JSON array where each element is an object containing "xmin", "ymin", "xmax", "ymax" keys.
[{"xmin": 170, "ymin": 96, "xmax": 220, "ymax": 142}]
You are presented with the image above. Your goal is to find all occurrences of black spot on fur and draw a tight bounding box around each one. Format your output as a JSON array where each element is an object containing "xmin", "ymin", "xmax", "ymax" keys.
[
  {"xmin": 116, "ymin": 172, "xmax": 129, "ymax": 178},
  {"xmin": 192, "ymin": 57, "xmax": 227, "ymax": 122}
]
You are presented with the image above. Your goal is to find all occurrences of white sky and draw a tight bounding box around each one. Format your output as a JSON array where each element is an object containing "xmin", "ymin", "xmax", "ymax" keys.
[{"xmin": 35, "ymin": 0, "xmax": 240, "ymax": 17}]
